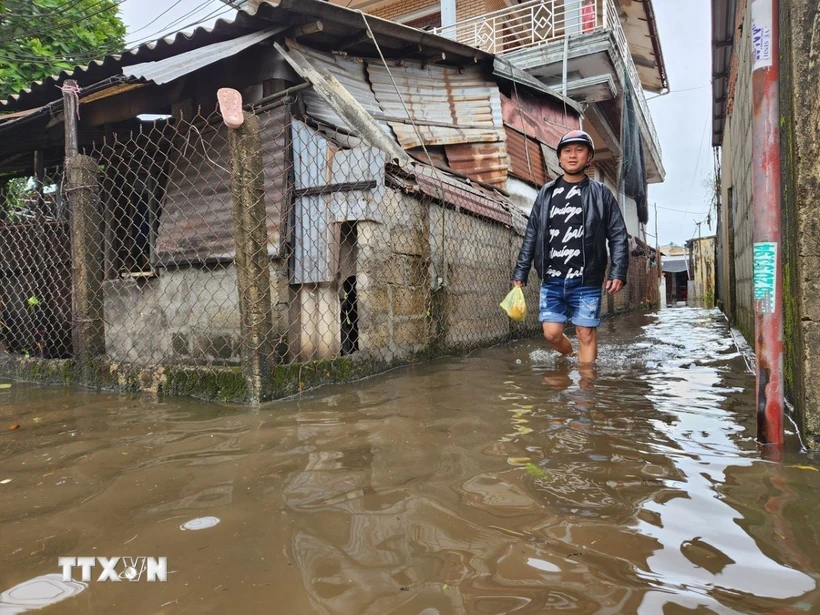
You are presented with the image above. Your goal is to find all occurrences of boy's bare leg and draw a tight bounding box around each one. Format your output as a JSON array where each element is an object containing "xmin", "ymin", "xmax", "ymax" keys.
[
  {"xmin": 542, "ymin": 322, "xmax": 574, "ymax": 356},
  {"xmin": 576, "ymin": 326, "xmax": 598, "ymax": 364}
]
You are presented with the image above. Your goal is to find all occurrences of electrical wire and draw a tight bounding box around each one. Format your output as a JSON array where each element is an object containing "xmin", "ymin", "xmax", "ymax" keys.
[
  {"xmin": 0, "ymin": 0, "xmax": 129, "ymax": 46},
  {"xmin": 0, "ymin": 1, "xmax": 233, "ymax": 67}
]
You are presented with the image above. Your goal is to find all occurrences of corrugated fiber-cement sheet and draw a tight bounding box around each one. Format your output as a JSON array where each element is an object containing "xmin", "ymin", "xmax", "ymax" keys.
[{"xmin": 366, "ymin": 63, "xmax": 504, "ymax": 149}]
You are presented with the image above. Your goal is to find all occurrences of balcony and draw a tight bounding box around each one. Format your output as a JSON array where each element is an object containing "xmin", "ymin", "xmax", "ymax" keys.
[{"xmin": 433, "ymin": 0, "xmax": 664, "ymax": 182}]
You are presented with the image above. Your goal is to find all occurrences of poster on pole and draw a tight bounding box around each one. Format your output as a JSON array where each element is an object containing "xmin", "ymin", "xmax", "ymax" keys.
[
  {"xmin": 751, "ymin": 0, "xmax": 773, "ymax": 71},
  {"xmin": 753, "ymin": 242, "xmax": 777, "ymax": 313}
]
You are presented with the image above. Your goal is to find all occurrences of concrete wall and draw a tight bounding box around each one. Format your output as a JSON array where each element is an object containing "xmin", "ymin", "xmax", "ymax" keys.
[
  {"xmin": 357, "ymin": 188, "xmax": 528, "ymax": 361},
  {"xmin": 689, "ymin": 236, "xmax": 716, "ymax": 307},
  {"xmin": 357, "ymin": 190, "xmax": 432, "ymax": 362},
  {"xmin": 432, "ymin": 205, "xmax": 517, "ymax": 348},
  {"xmin": 717, "ymin": 0, "xmax": 820, "ymax": 446},
  {"xmin": 780, "ymin": 0, "xmax": 820, "ymax": 445},
  {"xmin": 104, "ymin": 263, "xmax": 289, "ymax": 366},
  {"xmin": 718, "ymin": 0, "xmax": 755, "ymax": 340}
]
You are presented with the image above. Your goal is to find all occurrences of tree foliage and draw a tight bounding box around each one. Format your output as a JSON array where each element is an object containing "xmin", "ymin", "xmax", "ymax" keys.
[{"xmin": 0, "ymin": 0, "xmax": 126, "ymax": 101}]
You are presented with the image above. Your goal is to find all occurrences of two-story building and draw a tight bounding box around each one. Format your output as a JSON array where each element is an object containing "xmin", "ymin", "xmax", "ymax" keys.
[{"xmin": 320, "ymin": 0, "xmax": 669, "ymax": 240}]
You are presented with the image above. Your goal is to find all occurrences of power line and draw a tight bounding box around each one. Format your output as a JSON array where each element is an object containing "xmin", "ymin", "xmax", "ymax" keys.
[
  {"xmin": 0, "ymin": 0, "xmax": 129, "ymax": 46},
  {"xmin": 125, "ymin": 1, "xmax": 232, "ymax": 47},
  {"xmin": 123, "ymin": 0, "xmax": 188, "ymax": 40},
  {"xmin": 646, "ymin": 84, "xmax": 711, "ymax": 101},
  {"xmin": 0, "ymin": 2, "xmax": 233, "ymax": 67}
]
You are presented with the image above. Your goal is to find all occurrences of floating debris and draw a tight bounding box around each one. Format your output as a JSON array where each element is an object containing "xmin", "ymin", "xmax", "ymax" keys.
[
  {"xmin": 0, "ymin": 574, "xmax": 86, "ymax": 612},
  {"xmin": 180, "ymin": 516, "xmax": 221, "ymax": 531}
]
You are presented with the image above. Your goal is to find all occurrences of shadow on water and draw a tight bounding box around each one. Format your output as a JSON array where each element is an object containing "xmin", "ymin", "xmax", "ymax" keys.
[{"xmin": 1, "ymin": 307, "xmax": 819, "ymax": 613}]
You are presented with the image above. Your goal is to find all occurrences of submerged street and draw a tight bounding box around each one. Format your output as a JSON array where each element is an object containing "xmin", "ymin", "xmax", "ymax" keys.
[{"xmin": 1, "ymin": 307, "xmax": 819, "ymax": 614}]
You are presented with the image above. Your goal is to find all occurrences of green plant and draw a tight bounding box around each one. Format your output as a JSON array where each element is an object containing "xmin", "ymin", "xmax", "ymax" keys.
[{"xmin": 0, "ymin": 0, "xmax": 126, "ymax": 100}]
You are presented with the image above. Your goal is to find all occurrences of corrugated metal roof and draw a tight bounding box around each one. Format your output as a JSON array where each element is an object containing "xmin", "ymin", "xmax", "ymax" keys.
[
  {"xmin": 294, "ymin": 45, "xmax": 388, "ymax": 134},
  {"xmin": 275, "ymin": 42, "xmax": 409, "ymax": 166},
  {"xmin": 711, "ymin": 0, "xmax": 738, "ymax": 146},
  {"xmin": 222, "ymin": 0, "xmax": 493, "ymax": 64},
  {"xmin": 366, "ymin": 63, "xmax": 505, "ymax": 148},
  {"xmin": 3, "ymin": 0, "xmax": 494, "ymax": 112},
  {"xmin": 491, "ymin": 58, "xmax": 582, "ymax": 114},
  {"xmin": 122, "ymin": 27, "xmax": 284, "ymax": 85},
  {"xmin": 0, "ymin": 10, "xmax": 270, "ymax": 110},
  {"xmin": 407, "ymin": 165, "xmax": 513, "ymax": 227}
]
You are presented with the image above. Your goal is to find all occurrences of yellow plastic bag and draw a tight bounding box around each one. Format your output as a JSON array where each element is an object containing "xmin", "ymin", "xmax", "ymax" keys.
[{"xmin": 500, "ymin": 287, "xmax": 527, "ymax": 322}]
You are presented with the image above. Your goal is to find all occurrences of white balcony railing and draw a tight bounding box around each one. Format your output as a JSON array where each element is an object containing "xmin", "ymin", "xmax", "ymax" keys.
[
  {"xmin": 433, "ymin": 0, "xmax": 605, "ymax": 56},
  {"xmin": 433, "ymin": 0, "xmax": 661, "ymax": 159}
]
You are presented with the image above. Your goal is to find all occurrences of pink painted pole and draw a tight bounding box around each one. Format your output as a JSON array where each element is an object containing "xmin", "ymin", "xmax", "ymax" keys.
[{"xmin": 751, "ymin": 0, "xmax": 783, "ymax": 447}]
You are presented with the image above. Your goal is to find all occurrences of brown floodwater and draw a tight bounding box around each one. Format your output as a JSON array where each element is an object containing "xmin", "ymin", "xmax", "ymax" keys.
[{"xmin": 1, "ymin": 307, "xmax": 819, "ymax": 614}]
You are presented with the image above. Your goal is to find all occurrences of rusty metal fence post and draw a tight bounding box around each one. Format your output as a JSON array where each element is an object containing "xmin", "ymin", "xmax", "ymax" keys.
[
  {"xmin": 227, "ymin": 110, "xmax": 275, "ymax": 402},
  {"xmin": 66, "ymin": 155, "xmax": 105, "ymax": 383}
]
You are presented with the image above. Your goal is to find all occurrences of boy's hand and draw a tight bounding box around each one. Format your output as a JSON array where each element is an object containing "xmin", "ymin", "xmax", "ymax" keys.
[{"xmin": 605, "ymin": 279, "xmax": 624, "ymax": 295}]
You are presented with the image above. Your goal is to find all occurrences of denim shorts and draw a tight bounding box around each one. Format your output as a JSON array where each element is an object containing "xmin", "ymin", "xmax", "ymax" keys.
[{"xmin": 539, "ymin": 277, "xmax": 603, "ymax": 327}]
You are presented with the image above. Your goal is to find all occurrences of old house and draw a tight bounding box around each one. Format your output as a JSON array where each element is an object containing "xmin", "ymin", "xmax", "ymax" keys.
[
  {"xmin": 313, "ymin": 0, "xmax": 668, "ymax": 237},
  {"xmin": 0, "ymin": 0, "xmax": 663, "ymax": 401}
]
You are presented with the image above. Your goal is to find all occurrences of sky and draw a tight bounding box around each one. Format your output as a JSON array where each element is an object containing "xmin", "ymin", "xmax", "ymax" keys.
[{"xmin": 120, "ymin": 0, "xmax": 715, "ymax": 247}]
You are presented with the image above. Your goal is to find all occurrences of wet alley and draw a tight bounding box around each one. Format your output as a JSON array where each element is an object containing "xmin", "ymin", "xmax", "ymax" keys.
[{"xmin": 1, "ymin": 307, "xmax": 819, "ymax": 614}]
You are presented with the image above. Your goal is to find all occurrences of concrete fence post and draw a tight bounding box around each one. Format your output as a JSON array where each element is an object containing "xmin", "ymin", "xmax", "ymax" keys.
[
  {"xmin": 66, "ymin": 155, "xmax": 105, "ymax": 383},
  {"xmin": 227, "ymin": 109, "xmax": 275, "ymax": 403}
]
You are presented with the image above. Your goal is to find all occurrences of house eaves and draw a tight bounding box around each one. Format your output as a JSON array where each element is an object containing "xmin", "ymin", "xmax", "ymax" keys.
[
  {"xmin": 220, "ymin": 0, "xmax": 492, "ymax": 65},
  {"xmin": 122, "ymin": 26, "xmax": 286, "ymax": 85},
  {"xmin": 491, "ymin": 58, "xmax": 582, "ymax": 115},
  {"xmin": 0, "ymin": 10, "xmax": 279, "ymax": 112},
  {"xmin": 616, "ymin": 0, "xmax": 669, "ymax": 93},
  {"xmin": 711, "ymin": 0, "xmax": 738, "ymax": 147}
]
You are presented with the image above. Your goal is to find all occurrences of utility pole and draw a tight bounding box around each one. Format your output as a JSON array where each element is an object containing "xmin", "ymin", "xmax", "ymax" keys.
[
  {"xmin": 654, "ymin": 203, "xmax": 660, "ymax": 279},
  {"xmin": 751, "ymin": 0, "xmax": 783, "ymax": 448}
]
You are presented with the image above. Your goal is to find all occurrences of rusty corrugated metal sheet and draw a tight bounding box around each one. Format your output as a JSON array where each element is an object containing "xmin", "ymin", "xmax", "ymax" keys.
[
  {"xmin": 295, "ymin": 45, "xmax": 389, "ymax": 135},
  {"xmin": 505, "ymin": 127, "xmax": 546, "ymax": 187},
  {"xmin": 366, "ymin": 63, "xmax": 505, "ymax": 148},
  {"xmin": 154, "ymin": 102, "xmax": 289, "ymax": 265},
  {"xmin": 444, "ymin": 143, "xmax": 508, "ymax": 188},
  {"xmin": 410, "ymin": 165, "xmax": 512, "ymax": 227},
  {"xmin": 501, "ymin": 91, "xmax": 579, "ymax": 149}
]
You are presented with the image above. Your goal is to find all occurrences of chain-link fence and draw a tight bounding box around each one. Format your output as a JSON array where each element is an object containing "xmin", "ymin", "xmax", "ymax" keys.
[
  {"xmin": 0, "ymin": 167, "xmax": 71, "ymax": 360},
  {"xmin": 0, "ymin": 98, "xmax": 543, "ymax": 401},
  {"xmin": 0, "ymin": 95, "xmax": 654, "ymax": 402}
]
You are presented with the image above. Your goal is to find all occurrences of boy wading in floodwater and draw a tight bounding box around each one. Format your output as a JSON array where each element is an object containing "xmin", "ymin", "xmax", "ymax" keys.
[{"xmin": 512, "ymin": 130, "xmax": 629, "ymax": 364}]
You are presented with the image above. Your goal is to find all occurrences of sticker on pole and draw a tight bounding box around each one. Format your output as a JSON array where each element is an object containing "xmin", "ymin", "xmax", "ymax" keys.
[
  {"xmin": 753, "ymin": 242, "xmax": 777, "ymax": 313},
  {"xmin": 751, "ymin": 0, "xmax": 773, "ymax": 71}
]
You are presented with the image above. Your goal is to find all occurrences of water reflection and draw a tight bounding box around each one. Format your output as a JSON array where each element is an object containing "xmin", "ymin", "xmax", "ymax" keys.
[{"xmin": 0, "ymin": 308, "xmax": 818, "ymax": 613}]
